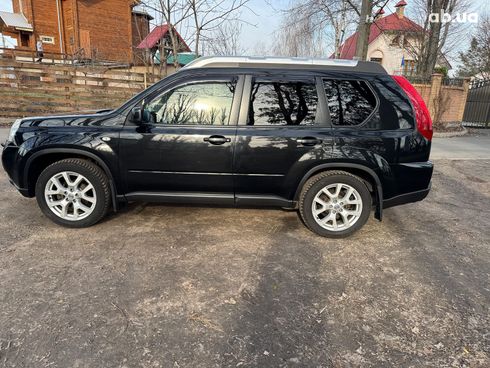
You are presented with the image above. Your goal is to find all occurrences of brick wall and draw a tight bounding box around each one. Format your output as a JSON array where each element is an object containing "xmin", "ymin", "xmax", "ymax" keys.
[
  {"xmin": 77, "ymin": 0, "xmax": 133, "ymax": 63},
  {"xmin": 34, "ymin": 0, "xmax": 61, "ymax": 54},
  {"xmin": 413, "ymin": 75, "xmax": 470, "ymax": 123},
  {"xmin": 62, "ymin": 0, "xmax": 75, "ymax": 55},
  {"xmin": 132, "ymin": 12, "xmax": 150, "ymax": 65},
  {"xmin": 11, "ymin": 0, "xmax": 134, "ymax": 63},
  {"xmin": 12, "ymin": 0, "xmax": 35, "ymax": 49}
]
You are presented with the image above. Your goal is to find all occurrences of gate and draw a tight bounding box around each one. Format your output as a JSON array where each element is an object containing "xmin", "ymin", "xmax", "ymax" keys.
[{"xmin": 463, "ymin": 79, "xmax": 490, "ymax": 128}]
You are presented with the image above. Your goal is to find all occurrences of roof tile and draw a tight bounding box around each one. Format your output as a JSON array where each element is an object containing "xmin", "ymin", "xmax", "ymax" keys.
[
  {"xmin": 137, "ymin": 24, "xmax": 190, "ymax": 51},
  {"xmin": 336, "ymin": 13, "xmax": 423, "ymax": 59}
]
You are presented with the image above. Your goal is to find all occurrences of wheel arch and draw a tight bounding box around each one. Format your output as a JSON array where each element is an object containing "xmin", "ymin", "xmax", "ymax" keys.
[
  {"xmin": 24, "ymin": 148, "xmax": 118, "ymax": 211},
  {"xmin": 294, "ymin": 163, "xmax": 384, "ymax": 220}
]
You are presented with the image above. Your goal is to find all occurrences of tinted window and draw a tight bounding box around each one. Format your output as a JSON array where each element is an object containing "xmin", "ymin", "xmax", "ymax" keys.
[
  {"xmin": 248, "ymin": 81, "xmax": 318, "ymax": 126},
  {"xmin": 323, "ymin": 79, "xmax": 376, "ymax": 126},
  {"xmin": 144, "ymin": 81, "xmax": 236, "ymax": 125}
]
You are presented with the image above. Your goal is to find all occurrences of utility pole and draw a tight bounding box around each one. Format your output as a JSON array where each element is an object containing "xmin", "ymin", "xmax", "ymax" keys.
[{"xmin": 354, "ymin": 0, "xmax": 373, "ymax": 61}]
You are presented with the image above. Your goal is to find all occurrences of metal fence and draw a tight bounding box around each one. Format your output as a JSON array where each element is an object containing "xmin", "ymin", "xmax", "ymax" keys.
[
  {"xmin": 405, "ymin": 75, "xmax": 466, "ymax": 87},
  {"xmin": 462, "ymin": 79, "xmax": 490, "ymax": 128},
  {"xmin": 442, "ymin": 77, "xmax": 465, "ymax": 87},
  {"xmin": 405, "ymin": 75, "xmax": 432, "ymax": 85}
]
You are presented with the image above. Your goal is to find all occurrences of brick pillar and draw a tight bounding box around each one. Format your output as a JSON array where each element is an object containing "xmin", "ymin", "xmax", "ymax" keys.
[
  {"xmin": 428, "ymin": 73, "xmax": 443, "ymax": 120},
  {"xmin": 457, "ymin": 78, "xmax": 471, "ymax": 122}
]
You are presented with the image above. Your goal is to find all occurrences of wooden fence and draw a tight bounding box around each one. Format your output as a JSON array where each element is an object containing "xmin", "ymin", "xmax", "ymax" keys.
[{"xmin": 0, "ymin": 60, "xmax": 162, "ymax": 118}]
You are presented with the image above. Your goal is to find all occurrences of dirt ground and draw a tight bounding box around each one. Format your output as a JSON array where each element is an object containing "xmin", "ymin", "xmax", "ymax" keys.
[{"xmin": 0, "ymin": 157, "xmax": 489, "ymax": 367}]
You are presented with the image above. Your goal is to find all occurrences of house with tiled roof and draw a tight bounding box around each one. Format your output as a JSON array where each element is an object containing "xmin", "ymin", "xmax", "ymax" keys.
[
  {"xmin": 136, "ymin": 24, "xmax": 191, "ymax": 66},
  {"xmin": 335, "ymin": 1, "xmax": 450, "ymax": 75}
]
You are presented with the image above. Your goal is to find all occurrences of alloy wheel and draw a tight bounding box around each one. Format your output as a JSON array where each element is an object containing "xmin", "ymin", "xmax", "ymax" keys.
[
  {"xmin": 311, "ymin": 183, "xmax": 363, "ymax": 231},
  {"xmin": 44, "ymin": 171, "xmax": 97, "ymax": 221}
]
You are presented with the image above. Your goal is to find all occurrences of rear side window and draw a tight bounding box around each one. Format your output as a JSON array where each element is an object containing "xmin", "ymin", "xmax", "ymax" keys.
[
  {"xmin": 248, "ymin": 81, "xmax": 318, "ymax": 126},
  {"xmin": 323, "ymin": 79, "xmax": 377, "ymax": 126}
]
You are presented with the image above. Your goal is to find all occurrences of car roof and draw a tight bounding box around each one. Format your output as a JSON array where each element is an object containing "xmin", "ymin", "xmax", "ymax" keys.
[{"xmin": 183, "ymin": 56, "xmax": 387, "ymax": 74}]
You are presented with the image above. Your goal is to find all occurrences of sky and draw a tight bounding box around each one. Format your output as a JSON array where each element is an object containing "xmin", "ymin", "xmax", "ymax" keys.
[{"xmin": 1, "ymin": 0, "xmax": 489, "ymax": 62}]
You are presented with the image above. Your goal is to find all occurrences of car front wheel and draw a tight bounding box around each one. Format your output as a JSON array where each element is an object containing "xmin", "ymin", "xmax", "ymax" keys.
[
  {"xmin": 35, "ymin": 158, "xmax": 111, "ymax": 227},
  {"xmin": 299, "ymin": 171, "xmax": 372, "ymax": 238}
]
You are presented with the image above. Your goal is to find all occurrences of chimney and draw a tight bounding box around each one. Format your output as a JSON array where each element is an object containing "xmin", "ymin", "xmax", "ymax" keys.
[{"xmin": 395, "ymin": 0, "xmax": 407, "ymax": 19}]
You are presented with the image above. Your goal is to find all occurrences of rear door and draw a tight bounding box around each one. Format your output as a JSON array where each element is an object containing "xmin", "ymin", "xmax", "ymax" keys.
[{"xmin": 233, "ymin": 72, "xmax": 335, "ymax": 205}]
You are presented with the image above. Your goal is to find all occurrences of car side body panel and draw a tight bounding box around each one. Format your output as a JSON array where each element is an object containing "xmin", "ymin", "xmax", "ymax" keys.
[
  {"xmin": 1, "ymin": 65, "xmax": 433, "ymax": 220},
  {"xmin": 2, "ymin": 113, "xmax": 124, "ymax": 196}
]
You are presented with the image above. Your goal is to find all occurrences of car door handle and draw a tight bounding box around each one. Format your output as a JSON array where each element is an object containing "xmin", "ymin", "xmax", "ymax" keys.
[
  {"xmin": 296, "ymin": 137, "xmax": 322, "ymax": 146},
  {"xmin": 203, "ymin": 135, "xmax": 231, "ymax": 145}
]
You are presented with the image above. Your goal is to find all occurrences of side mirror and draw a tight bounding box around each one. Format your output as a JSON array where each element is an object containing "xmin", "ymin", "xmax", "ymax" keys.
[{"xmin": 130, "ymin": 106, "xmax": 142, "ymax": 123}]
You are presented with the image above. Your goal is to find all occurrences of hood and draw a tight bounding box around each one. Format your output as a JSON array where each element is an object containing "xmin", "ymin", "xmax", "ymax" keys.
[{"xmin": 17, "ymin": 109, "xmax": 120, "ymax": 128}]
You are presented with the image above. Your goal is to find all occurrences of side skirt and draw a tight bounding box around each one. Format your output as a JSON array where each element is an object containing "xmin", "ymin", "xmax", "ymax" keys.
[
  {"xmin": 118, "ymin": 192, "xmax": 295, "ymax": 208},
  {"xmin": 123, "ymin": 192, "xmax": 234, "ymax": 205}
]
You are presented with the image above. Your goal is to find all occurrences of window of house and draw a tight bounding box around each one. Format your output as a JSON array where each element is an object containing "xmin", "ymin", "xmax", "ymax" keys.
[
  {"xmin": 248, "ymin": 81, "xmax": 318, "ymax": 126},
  {"xmin": 143, "ymin": 81, "xmax": 236, "ymax": 125},
  {"xmin": 323, "ymin": 79, "xmax": 377, "ymax": 126},
  {"xmin": 20, "ymin": 32, "xmax": 30, "ymax": 47},
  {"xmin": 403, "ymin": 60, "xmax": 417, "ymax": 76},
  {"xmin": 40, "ymin": 36, "xmax": 55, "ymax": 44},
  {"xmin": 370, "ymin": 57, "xmax": 382, "ymax": 64}
]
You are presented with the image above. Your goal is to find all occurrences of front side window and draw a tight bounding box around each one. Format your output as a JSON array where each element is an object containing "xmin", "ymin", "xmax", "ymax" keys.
[
  {"xmin": 143, "ymin": 81, "xmax": 236, "ymax": 125},
  {"xmin": 248, "ymin": 81, "xmax": 318, "ymax": 126},
  {"xmin": 323, "ymin": 79, "xmax": 377, "ymax": 126}
]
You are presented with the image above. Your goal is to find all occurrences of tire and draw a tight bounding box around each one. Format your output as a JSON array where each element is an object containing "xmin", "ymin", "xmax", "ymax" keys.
[
  {"xmin": 298, "ymin": 171, "xmax": 372, "ymax": 238},
  {"xmin": 35, "ymin": 158, "xmax": 111, "ymax": 228}
]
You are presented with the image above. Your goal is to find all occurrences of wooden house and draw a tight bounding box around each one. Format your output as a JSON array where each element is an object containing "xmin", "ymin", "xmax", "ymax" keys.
[{"xmin": 0, "ymin": 0, "xmax": 152, "ymax": 64}]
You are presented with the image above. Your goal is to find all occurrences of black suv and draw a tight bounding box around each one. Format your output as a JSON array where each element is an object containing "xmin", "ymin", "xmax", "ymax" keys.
[{"xmin": 1, "ymin": 56, "xmax": 433, "ymax": 237}]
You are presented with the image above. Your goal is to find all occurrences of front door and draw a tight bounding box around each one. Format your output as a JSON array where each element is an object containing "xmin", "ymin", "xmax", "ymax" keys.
[
  {"xmin": 119, "ymin": 77, "xmax": 241, "ymax": 203},
  {"xmin": 233, "ymin": 74, "xmax": 335, "ymax": 205},
  {"xmin": 79, "ymin": 29, "xmax": 92, "ymax": 59}
]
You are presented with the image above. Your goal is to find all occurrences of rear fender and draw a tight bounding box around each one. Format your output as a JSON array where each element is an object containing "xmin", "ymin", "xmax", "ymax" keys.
[{"xmin": 294, "ymin": 163, "xmax": 384, "ymax": 220}]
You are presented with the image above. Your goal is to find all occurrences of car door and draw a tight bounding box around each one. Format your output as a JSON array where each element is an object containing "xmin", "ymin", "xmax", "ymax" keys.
[
  {"xmin": 118, "ymin": 76, "xmax": 243, "ymax": 203},
  {"xmin": 233, "ymin": 73, "xmax": 335, "ymax": 206}
]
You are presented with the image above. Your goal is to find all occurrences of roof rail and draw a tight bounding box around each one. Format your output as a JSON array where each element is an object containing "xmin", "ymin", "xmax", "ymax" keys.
[{"xmin": 183, "ymin": 56, "xmax": 359, "ymax": 69}]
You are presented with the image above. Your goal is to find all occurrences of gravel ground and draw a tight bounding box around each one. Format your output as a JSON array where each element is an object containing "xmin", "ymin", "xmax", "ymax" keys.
[{"xmin": 0, "ymin": 130, "xmax": 489, "ymax": 367}]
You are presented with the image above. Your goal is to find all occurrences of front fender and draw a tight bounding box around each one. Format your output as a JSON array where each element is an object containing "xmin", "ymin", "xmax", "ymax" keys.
[{"xmin": 18, "ymin": 128, "xmax": 119, "ymax": 185}]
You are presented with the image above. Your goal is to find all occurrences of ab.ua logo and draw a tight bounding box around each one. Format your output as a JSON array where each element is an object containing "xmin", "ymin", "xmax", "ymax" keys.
[{"xmin": 429, "ymin": 11, "xmax": 478, "ymax": 23}]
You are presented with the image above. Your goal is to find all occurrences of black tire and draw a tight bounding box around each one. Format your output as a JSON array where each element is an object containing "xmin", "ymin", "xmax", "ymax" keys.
[
  {"xmin": 298, "ymin": 171, "xmax": 372, "ymax": 238},
  {"xmin": 35, "ymin": 158, "xmax": 111, "ymax": 228}
]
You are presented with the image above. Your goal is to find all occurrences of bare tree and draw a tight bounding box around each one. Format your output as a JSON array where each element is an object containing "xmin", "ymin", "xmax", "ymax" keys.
[
  {"xmin": 272, "ymin": 10, "xmax": 326, "ymax": 57},
  {"xmin": 187, "ymin": 0, "xmax": 251, "ymax": 56},
  {"xmin": 203, "ymin": 19, "xmax": 245, "ymax": 56},
  {"xmin": 281, "ymin": 0, "xmax": 355, "ymax": 59},
  {"xmin": 458, "ymin": 14, "xmax": 490, "ymax": 78},
  {"xmin": 141, "ymin": 0, "xmax": 192, "ymax": 69},
  {"xmin": 344, "ymin": 0, "xmax": 389, "ymax": 60},
  {"xmin": 250, "ymin": 40, "xmax": 270, "ymax": 56},
  {"xmin": 411, "ymin": 0, "xmax": 472, "ymax": 77},
  {"xmin": 279, "ymin": 0, "xmax": 391, "ymax": 60}
]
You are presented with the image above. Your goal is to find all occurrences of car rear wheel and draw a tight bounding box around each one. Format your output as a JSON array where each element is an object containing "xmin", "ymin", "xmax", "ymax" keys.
[
  {"xmin": 299, "ymin": 171, "xmax": 371, "ymax": 238},
  {"xmin": 35, "ymin": 159, "xmax": 111, "ymax": 227}
]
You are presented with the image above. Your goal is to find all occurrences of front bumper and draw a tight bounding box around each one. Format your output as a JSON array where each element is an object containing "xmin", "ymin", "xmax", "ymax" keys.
[
  {"xmin": 383, "ymin": 182, "xmax": 431, "ymax": 209},
  {"xmin": 2, "ymin": 142, "xmax": 29, "ymax": 197}
]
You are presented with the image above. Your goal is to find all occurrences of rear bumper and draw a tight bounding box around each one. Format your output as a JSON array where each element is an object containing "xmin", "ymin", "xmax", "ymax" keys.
[{"xmin": 383, "ymin": 182, "xmax": 431, "ymax": 209}]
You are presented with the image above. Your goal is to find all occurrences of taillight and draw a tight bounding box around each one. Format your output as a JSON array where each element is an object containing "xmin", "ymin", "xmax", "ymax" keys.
[{"xmin": 392, "ymin": 75, "xmax": 433, "ymax": 141}]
